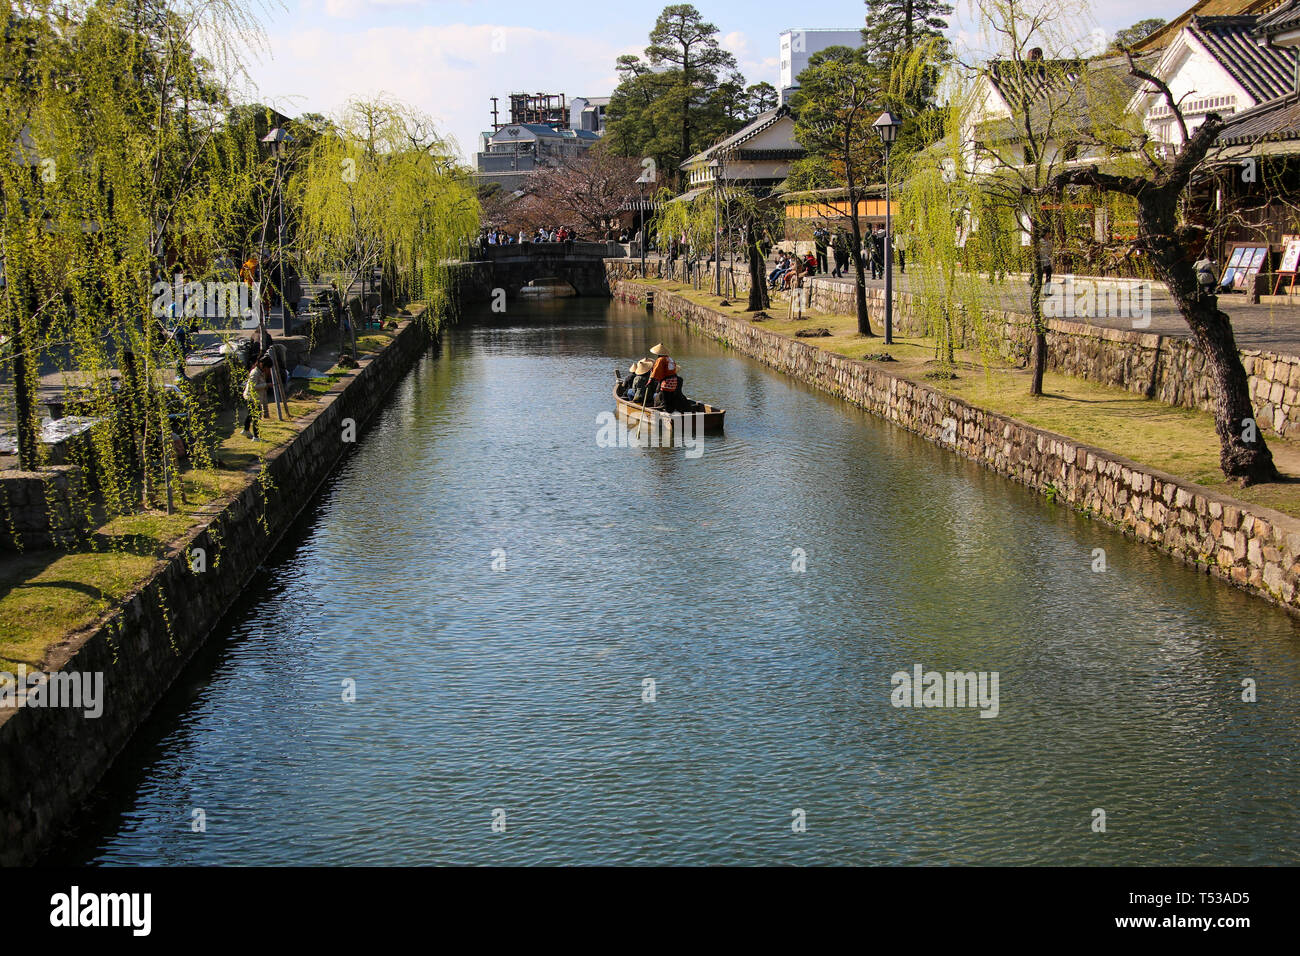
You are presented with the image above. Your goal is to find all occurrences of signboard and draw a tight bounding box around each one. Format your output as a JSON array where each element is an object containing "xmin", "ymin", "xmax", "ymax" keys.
[
  {"xmin": 1275, "ymin": 235, "xmax": 1300, "ymax": 294},
  {"xmin": 1280, "ymin": 239, "xmax": 1300, "ymax": 274},
  {"xmin": 1220, "ymin": 246, "xmax": 1246, "ymax": 290},
  {"xmin": 1222, "ymin": 244, "xmax": 1268, "ymax": 293}
]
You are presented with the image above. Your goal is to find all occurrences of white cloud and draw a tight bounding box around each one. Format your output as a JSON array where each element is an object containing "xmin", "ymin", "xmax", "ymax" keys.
[
  {"xmin": 246, "ymin": 24, "xmax": 626, "ymax": 162},
  {"xmin": 723, "ymin": 31, "xmax": 748, "ymax": 56}
]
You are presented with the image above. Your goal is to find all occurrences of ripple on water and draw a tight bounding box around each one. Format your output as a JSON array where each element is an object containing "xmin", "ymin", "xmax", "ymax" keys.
[{"xmin": 57, "ymin": 301, "xmax": 1300, "ymax": 866}]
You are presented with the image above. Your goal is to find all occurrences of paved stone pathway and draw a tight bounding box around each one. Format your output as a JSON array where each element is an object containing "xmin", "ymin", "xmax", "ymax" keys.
[{"xmin": 658, "ymin": 253, "xmax": 1300, "ymax": 355}]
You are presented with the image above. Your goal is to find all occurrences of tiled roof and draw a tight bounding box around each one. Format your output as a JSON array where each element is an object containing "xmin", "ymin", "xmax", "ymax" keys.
[
  {"xmin": 1216, "ymin": 88, "xmax": 1300, "ymax": 142},
  {"xmin": 985, "ymin": 58, "xmax": 1086, "ymax": 110},
  {"xmin": 1135, "ymin": 0, "xmax": 1277, "ymax": 51},
  {"xmin": 682, "ymin": 106, "xmax": 801, "ymax": 168},
  {"xmin": 981, "ymin": 53, "xmax": 1157, "ymax": 143},
  {"xmin": 1255, "ymin": 0, "xmax": 1300, "ymax": 36},
  {"xmin": 1188, "ymin": 15, "xmax": 1297, "ymax": 102}
]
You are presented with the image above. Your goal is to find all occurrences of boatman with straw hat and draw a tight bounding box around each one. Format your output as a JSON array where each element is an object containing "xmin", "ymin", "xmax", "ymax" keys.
[
  {"xmin": 647, "ymin": 344, "xmax": 675, "ymax": 389},
  {"xmin": 647, "ymin": 344, "xmax": 698, "ymax": 412}
]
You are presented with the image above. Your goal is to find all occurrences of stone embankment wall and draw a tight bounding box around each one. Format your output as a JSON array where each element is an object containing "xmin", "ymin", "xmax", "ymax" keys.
[
  {"xmin": 614, "ymin": 279, "xmax": 1300, "ymax": 616},
  {"xmin": 0, "ymin": 467, "xmax": 85, "ymax": 551},
  {"xmin": 604, "ymin": 259, "xmax": 1300, "ymax": 439},
  {"xmin": 0, "ymin": 315, "xmax": 434, "ymax": 866}
]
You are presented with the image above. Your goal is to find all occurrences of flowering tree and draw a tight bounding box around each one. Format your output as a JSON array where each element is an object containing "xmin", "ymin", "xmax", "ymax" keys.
[{"xmin": 514, "ymin": 151, "xmax": 641, "ymax": 236}]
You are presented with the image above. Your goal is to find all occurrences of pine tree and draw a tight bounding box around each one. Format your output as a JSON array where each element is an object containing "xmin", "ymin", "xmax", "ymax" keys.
[
  {"xmin": 862, "ymin": 0, "xmax": 954, "ymax": 64},
  {"xmin": 605, "ymin": 5, "xmax": 744, "ymax": 188}
]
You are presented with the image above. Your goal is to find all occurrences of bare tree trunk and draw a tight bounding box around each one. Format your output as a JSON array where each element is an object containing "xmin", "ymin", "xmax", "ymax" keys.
[
  {"xmin": 9, "ymin": 282, "xmax": 39, "ymax": 470},
  {"xmin": 1140, "ymin": 210, "xmax": 1278, "ymax": 483},
  {"xmin": 745, "ymin": 218, "xmax": 768, "ymax": 312},
  {"xmin": 1051, "ymin": 92, "xmax": 1279, "ymax": 483},
  {"xmin": 847, "ymin": 217, "xmax": 873, "ymax": 336},
  {"xmin": 1028, "ymin": 217, "xmax": 1047, "ymax": 396}
]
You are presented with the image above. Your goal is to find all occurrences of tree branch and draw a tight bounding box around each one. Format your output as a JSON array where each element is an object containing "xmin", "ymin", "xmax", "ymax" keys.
[{"xmin": 1125, "ymin": 47, "xmax": 1188, "ymax": 146}]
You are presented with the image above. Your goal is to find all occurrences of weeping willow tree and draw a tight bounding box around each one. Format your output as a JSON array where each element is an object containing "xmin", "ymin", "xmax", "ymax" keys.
[
  {"xmin": 655, "ymin": 189, "xmax": 714, "ymax": 288},
  {"xmin": 2, "ymin": 0, "xmax": 274, "ymax": 530},
  {"xmin": 895, "ymin": 43, "xmax": 1007, "ymax": 373},
  {"xmin": 957, "ymin": 0, "xmax": 1110, "ymax": 395},
  {"xmin": 294, "ymin": 96, "xmax": 480, "ymax": 335}
]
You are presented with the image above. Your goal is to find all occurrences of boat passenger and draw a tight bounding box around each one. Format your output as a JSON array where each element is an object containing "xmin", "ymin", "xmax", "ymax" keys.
[
  {"xmin": 648, "ymin": 354, "xmax": 675, "ymax": 389},
  {"xmin": 622, "ymin": 359, "xmax": 654, "ymax": 403},
  {"xmin": 652, "ymin": 362, "xmax": 697, "ymax": 413}
]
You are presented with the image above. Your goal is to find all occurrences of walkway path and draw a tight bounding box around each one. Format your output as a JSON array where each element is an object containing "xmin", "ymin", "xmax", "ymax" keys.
[{"xmin": 654, "ymin": 255, "xmax": 1300, "ymax": 354}]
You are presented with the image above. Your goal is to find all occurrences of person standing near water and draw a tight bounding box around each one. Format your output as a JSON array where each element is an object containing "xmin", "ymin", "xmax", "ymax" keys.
[{"xmin": 242, "ymin": 359, "xmax": 270, "ymax": 440}]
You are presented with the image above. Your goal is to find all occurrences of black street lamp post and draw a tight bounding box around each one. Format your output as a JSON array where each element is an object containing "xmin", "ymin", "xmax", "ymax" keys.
[
  {"xmin": 873, "ymin": 111, "xmax": 902, "ymax": 345},
  {"xmin": 261, "ymin": 127, "xmax": 294, "ymax": 336},
  {"xmin": 709, "ymin": 159, "xmax": 721, "ymax": 296}
]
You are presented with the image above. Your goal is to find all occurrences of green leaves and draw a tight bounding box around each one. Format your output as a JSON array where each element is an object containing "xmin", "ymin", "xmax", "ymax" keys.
[
  {"xmin": 605, "ymin": 4, "xmax": 747, "ymax": 188},
  {"xmin": 293, "ymin": 97, "xmax": 478, "ymax": 321}
]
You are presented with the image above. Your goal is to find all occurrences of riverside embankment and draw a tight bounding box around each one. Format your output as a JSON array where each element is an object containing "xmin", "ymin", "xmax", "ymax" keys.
[
  {"xmin": 613, "ymin": 277, "xmax": 1300, "ymax": 618},
  {"xmin": 0, "ymin": 311, "xmax": 438, "ymax": 866},
  {"xmin": 607, "ymin": 259, "xmax": 1300, "ymax": 441},
  {"xmin": 48, "ymin": 295, "xmax": 1300, "ymax": 866}
]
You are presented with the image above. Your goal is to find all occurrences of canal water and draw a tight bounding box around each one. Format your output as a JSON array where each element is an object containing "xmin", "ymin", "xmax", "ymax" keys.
[{"xmin": 48, "ymin": 297, "xmax": 1300, "ymax": 865}]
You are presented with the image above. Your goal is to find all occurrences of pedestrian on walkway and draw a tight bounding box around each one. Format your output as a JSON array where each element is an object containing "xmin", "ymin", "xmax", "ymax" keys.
[
  {"xmin": 831, "ymin": 230, "xmax": 848, "ymax": 278},
  {"xmin": 870, "ymin": 227, "xmax": 885, "ymax": 280},
  {"xmin": 241, "ymin": 358, "xmax": 271, "ymax": 440},
  {"xmin": 1195, "ymin": 255, "xmax": 1218, "ymax": 298},
  {"xmin": 1037, "ymin": 234, "xmax": 1053, "ymax": 285},
  {"xmin": 814, "ymin": 226, "xmax": 830, "ymax": 274}
]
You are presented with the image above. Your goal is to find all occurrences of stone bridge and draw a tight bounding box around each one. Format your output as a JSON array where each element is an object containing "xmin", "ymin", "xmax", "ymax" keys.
[{"xmin": 476, "ymin": 241, "xmax": 630, "ymax": 297}]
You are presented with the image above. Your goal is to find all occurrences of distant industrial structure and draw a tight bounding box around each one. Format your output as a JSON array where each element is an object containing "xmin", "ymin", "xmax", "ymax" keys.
[
  {"xmin": 569, "ymin": 96, "xmax": 610, "ymax": 134},
  {"xmin": 474, "ymin": 92, "xmax": 609, "ymax": 191},
  {"xmin": 778, "ymin": 27, "xmax": 862, "ymax": 104}
]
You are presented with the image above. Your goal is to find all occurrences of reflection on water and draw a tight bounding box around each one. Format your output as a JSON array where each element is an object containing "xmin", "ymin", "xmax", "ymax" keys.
[{"xmin": 46, "ymin": 298, "xmax": 1300, "ymax": 865}]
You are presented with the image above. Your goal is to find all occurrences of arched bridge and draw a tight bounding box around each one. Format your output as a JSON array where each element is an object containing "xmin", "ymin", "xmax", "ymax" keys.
[{"xmin": 475, "ymin": 241, "xmax": 628, "ymax": 297}]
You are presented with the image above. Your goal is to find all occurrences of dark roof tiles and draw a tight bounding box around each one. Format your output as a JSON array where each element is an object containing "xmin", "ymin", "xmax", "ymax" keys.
[
  {"xmin": 1217, "ymin": 88, "xmax": 1300, "ymax": 142},
  {"xmin": 1189, "ymin": 15, "xmax": 1297, "ymax": 102}
]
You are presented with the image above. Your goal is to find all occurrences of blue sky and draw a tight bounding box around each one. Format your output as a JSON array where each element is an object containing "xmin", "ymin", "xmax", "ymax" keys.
[{"xmin": 238, "ymin": 0, "xmax": 1195, "ymax": 162}]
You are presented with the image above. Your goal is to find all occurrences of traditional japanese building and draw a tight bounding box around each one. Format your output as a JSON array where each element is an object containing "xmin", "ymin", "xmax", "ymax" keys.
[{"xmin": 678, "ymin": 106, "xmax": 806, "ymax": 202}]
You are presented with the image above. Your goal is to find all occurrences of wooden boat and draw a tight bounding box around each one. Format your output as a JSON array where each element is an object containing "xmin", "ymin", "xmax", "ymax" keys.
[{"xmin": 613, "ymin": 384, "xmax": 725, "ymax": 433}]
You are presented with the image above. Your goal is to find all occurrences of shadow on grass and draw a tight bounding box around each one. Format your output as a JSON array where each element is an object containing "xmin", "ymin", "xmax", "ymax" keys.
[{"xmin": 0, "ymin": 550, "xmax": 68, "ymax": 604}]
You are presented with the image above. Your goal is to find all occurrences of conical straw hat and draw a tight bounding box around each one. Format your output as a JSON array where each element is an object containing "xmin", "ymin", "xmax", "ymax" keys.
[{"xmin": 649, "ymin": 343, "xmax": 666, "ymax": 355}]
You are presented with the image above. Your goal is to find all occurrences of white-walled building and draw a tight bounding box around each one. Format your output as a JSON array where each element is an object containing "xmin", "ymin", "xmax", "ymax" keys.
[
  {"xmin": 679, "ymin": 107, "xmax": 806, "ymax": 199},
  {"xmin": 569, "ymin": 97, "xmax": 610, "ymax": 135},
  {"xmin": 1129, "ymin": 14, "xmax": 1296, "ymax": 146},
  {"xmin": 778, "ymin": 27, "xmax": 862, "ymax": 104}
]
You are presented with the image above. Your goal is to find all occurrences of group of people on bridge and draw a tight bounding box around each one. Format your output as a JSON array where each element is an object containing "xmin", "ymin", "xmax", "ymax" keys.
[{"xmin": 478, "ymin": 226, "xmax": 583, "ymax": 248}]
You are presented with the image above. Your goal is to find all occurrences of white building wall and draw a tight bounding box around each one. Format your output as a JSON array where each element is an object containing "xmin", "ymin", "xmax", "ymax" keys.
[
  {"xmin": 779, "ymin": 28, "xmax": 862, "ymax": 103},
  {"xmin": 1132, "ymin": 34, "xmax": 1254, "ymax": 146}
]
